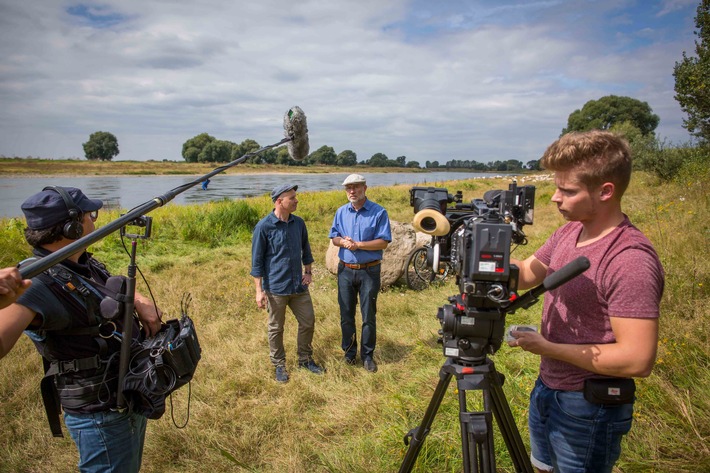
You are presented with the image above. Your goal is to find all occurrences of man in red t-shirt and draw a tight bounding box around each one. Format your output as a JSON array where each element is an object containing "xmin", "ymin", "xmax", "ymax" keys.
[{"xmin": 509, "ymin": 130, "xmax": 664, "ymax": 473}]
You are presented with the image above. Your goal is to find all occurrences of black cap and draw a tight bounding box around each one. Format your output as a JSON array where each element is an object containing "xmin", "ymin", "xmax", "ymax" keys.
[
  {"xmin": 270, "ymin": 184, "xmax": 298, "ymax": 202},
  {"xmin": 21, "ymin": 187, "xmax": 103, "ymax": 230}
]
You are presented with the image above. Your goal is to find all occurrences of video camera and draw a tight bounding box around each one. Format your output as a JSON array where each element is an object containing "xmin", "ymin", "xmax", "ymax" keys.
[{"xmin": 409, "ymin": 182, "xmax": 535, "ymax": 361}]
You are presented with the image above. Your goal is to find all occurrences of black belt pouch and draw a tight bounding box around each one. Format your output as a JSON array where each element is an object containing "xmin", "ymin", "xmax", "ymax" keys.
[{"xmin": 583, "ymin": 377, "xmax": 636, "ymax": 405}]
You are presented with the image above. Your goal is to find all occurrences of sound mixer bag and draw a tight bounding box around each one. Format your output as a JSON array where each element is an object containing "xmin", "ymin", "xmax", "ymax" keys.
[{"xmin": 122, "ymin": 314, "xmax": 201, "ymax": 419}]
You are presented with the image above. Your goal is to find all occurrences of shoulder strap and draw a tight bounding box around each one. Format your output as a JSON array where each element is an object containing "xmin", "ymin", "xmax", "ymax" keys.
[
  {"xmin": 44, "ymin": 266, "xmax": 105, "ymax": 331},
  {"xmin": 40, "ymin": 358, "xmax": 64, "ymax": 437}
]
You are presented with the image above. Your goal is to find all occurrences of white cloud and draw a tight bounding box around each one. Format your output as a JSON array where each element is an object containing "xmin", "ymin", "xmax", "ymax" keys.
[{"xmin": 0, "ymin": 0, "xmax": 699, "ymax": 163}]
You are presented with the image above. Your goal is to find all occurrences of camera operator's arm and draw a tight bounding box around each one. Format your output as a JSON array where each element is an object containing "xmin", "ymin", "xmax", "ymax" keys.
[
  {"xmin": 509, "ymin": 317, "xmax": 658, "ymax": 378},
  {"xmin": 511, "ymin": 255, "xmax": 548, "ymax": 290},
  {"xmin": 134, "ymin": 292, "xmax": 162, "ymax": 338}
]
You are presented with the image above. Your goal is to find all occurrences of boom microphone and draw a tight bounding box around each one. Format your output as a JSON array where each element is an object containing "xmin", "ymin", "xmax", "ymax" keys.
[{"xmin": 283, "ymin": 106, "xmax": 309, "ymax": 161}]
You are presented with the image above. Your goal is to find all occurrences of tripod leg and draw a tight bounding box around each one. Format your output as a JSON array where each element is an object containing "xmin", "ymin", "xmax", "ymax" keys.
[
  {"xmin": 459, "ymin": 384, "xmax": 495, "ymax": 473},
  {"xmin": 489, "ymin": 375, "xmax": 534, "ymax": 473},
  {"xmin": 399, "ymin": 366, "xmax": 454, "ymax": 473}
]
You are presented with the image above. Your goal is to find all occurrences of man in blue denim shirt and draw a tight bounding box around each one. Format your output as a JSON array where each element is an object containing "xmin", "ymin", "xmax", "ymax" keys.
[
  {"xmin": 329, "ymin": 174, "xmax": 391, "ymax": 373},
  {"xmin": 251, "ymin": 184, "xmax": 324, "ymax": 383}
]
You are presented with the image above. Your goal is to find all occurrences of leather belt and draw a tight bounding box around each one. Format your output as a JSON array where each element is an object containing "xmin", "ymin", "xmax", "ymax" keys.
[{"xmin": 341, "ymin": 260, "xmax": 381, "ymax": 270}]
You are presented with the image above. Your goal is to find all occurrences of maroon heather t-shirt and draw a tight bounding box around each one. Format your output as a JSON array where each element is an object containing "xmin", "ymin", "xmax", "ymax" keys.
[{"xmin": 534, "ymin": 216, "xmax": 664, "ymax": 391}]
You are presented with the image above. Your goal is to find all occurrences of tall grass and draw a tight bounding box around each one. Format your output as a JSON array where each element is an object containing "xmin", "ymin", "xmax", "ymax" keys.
[{"xmin": 0, "ymin": 169, "xmax": 707, "ymax": 472}]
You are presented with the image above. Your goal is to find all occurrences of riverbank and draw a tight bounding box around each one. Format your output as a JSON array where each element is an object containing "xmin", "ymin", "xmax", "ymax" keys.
[{"xmin": 0, "ymin": 157, "xmax": 438, "ymax": 176}]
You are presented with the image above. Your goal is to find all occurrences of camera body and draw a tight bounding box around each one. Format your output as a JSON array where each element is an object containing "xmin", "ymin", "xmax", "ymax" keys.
[{"xmin": 409, "ymin": 182, "xmax": 535, "ymax": 362}]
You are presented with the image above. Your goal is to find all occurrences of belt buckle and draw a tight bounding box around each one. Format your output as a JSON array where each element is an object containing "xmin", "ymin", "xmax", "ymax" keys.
[
  {"xmin": 353, "ymin": 263, "xmax": 363, "ymax": 269},
  {"xmin": 60, "ymin": 359, "xmax": 79, "ymax": 373}
]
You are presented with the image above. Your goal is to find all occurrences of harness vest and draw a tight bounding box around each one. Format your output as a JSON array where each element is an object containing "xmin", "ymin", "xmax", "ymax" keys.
[{"xmin": 25, "ymin": 249, "xmax": 134, "ymax": 437}]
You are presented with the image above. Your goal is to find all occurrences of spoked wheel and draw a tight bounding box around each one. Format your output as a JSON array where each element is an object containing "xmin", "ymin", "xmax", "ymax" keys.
[{"xmin": 405, "ymin": 247, "xmax": 451, "ymax": 290}]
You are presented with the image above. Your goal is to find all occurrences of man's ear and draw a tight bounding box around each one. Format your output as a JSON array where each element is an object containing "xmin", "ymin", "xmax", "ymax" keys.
[{"xmin": 599, "ymin": 182, "xmax": 615, "ymax": 201}]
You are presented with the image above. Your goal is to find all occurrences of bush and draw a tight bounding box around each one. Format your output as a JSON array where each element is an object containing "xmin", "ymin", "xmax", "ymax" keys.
[
  {"xmin": 0, "ymin": 218, "xmax": 31, "ymax": 267},
  {"xmin": 635, "ymin": 141, "xmax": 708, "ymax": 182}
]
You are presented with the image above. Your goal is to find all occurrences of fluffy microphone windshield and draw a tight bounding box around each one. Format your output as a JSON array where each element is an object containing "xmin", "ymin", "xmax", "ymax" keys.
[{"xmin": 283, "ymin": 106, "xmax": 309, "ymax": 161}]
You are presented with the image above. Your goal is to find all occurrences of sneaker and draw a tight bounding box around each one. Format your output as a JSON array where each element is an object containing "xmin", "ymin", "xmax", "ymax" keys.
[
  {"xmin": 298, "ymin": 359, "xmax": 325, "ymax": 375},
  {"xmin": 363, "ymin": 358, "xmax": 378, "ymax": 373},
  {"xmin": 275, "ymin": 365, "xmax": 289, "ymax": 383}
]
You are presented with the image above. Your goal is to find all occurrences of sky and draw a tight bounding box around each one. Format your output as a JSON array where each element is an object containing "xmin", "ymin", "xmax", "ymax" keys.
[{"xmin": 0, "ymin": 0, "xmax": 702, "ymax": 165}]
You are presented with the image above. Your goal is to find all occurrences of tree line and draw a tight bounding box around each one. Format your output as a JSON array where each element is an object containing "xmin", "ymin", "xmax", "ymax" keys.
[{"xmin": 179, "ymin": 133, "xmax": 540, "ymax": 171}]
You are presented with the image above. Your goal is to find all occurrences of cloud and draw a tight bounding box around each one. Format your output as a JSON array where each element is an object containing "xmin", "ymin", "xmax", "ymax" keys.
[{"xmin": 0, "ymin": 0, "xmax": 699, "ymax": 163}]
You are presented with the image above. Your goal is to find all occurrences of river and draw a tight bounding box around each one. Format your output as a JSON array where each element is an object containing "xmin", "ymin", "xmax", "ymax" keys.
[{"xmin": 0, "ymin": 171, "xmax": 509, "ymax": 218}]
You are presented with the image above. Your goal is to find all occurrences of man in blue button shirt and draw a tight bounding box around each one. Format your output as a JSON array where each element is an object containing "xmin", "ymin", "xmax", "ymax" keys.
[
  {"xmin": 329, "ymin": 174, "xmax": 392, "ymax": 373},
  {"xmin": 251, "ymin": 184, "xmax": 324, "ymax": 383}
]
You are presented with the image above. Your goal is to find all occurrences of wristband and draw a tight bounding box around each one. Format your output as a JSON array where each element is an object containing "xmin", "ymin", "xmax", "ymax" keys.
[{"xmin": 305, "ymin": 271, "xmax": 312, "ymax": 274}]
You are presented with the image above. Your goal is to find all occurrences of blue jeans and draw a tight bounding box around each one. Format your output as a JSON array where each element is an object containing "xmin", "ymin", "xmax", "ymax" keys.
[
  {"xmin": 338, "ymin": 262, "xmax": 381, "ymax": 361},
  {"xmin": 528, "ymin": 377, "xmax": 634, "ymax": 473},
  {"xmin": 65, "ymin": 409, "xmax": 147, "ymax": 473}
]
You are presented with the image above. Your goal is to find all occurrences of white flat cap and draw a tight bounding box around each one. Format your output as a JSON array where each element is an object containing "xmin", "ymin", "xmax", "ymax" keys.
[{"xmin": 342, "ymin": 174, "xmax": 366, "ymax": 186}]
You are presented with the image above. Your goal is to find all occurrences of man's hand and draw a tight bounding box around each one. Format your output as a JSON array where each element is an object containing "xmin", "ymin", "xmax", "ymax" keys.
[
  {"xmin": 507, "ymin": 329, "xmax": 548, "ymax": 354},
  {"xmin": 0, "ymin": 267, "xmax": 31, "ymax": 310},
  {"xmin": 341, "ymin": 236, "xmax": 358, "ymax": 251},
  {"xmin": 134, "ymin": 294, "xmax": 162, "ymax": 338},
  {"xmin": 255, "ymin": 289, "xmax": 267, "ymax": 309}
]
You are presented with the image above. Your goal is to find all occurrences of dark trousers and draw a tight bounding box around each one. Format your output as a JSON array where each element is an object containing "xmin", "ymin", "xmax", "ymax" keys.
[{"xmin": 338, "ymin": 263, "xmax": 381, "ymax": 361}]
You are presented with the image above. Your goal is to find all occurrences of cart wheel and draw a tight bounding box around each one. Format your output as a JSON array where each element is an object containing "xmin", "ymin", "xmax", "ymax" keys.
[{"xmin": 405, "ymin": 247, "xmax": 450, "ymax": 290}]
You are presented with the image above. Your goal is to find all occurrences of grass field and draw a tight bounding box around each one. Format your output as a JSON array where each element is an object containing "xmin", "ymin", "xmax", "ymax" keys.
[{"xmin": 0, "ymin": 168, "xmax": 708, "ymax": 472}]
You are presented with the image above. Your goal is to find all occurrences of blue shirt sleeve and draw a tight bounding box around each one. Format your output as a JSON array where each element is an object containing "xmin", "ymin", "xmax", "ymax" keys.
[
  {"xmin": 250, "ymin": 219, "xmax": 268, "ymax": 278},
  {"xmin": 301, "ymin": 218, "xmax": 315, "ymax": 266}
]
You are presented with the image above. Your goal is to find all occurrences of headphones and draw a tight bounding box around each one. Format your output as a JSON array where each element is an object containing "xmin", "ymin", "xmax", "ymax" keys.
[{"xmin": 43, "ymin": 186, "xmax": 84, "ymax": 240}]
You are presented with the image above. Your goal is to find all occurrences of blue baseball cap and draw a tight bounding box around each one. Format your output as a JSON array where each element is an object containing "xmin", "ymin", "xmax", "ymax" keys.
[
  {"xmin": 270, "ymin": 184, "xmax": 298, "ymax": 202},
  {"xmin": 21, "ymin": 187, "xmax": 103, "ymax": 230}
]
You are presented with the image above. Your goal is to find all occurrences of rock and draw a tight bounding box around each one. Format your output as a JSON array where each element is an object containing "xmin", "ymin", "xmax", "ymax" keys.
[
  {"xmin": 415, "ymin": 230, "xmax": 432, "ymax": 248},
  {"xmin": 325, "ymin": 220, "xmax": 418, "ymax": 288}
]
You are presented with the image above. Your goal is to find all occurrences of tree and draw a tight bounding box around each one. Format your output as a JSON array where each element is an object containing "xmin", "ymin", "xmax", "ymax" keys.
[
  {"xmin": 233, "ymin": 139, "xmax": 261, "ymax": 163},
  {"xmin": 406, "ymin": 160, "xmax": 420, "ymax": 168},
  {"xmin": 307, "ymin": 145, "xmax": 337, "ymax": 165},
  {"xmin": 83, "ymin": 131, "xmax": 119, "ymax": 161},
  {"xmin": 367, "ymin": 153, "xmax": 390, "ymax": 167},
  {"xmin": 336, "ymin": 150, "xmax": 358, "ymax": 166},
  {"xmin": 526, "ymin": 160, "xmax": 541, "ymax": 171},
  {"xmin": 674, "ymin": 0, "xmax": 710, "ymax": 143},
  {"xmin": 562, "ymin": 95, "xmax": 660, "ymax": 136},
  {"xmin": 199, "ymin": 140, "xmax": 234, "ymax": 163},
  {"xmin": 275, "ymin": 147, "xmax": 292, "ymax": 165},
  {"xmin": 182, "ymin": 133, "xmax": 215, "ymax": 163},
  {"xmin": 609, "ymin": 121, "xmax": 658, "ymax": 169}
]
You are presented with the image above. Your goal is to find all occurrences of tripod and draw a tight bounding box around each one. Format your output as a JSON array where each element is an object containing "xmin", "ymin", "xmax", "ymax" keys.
[
  {"xmin": 398, "ymin": 257, "xmax": 591, "ymax": 472},
  {"xmin": 399, "ymin": 355, "xmax": 533, "ymax": 473}
]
